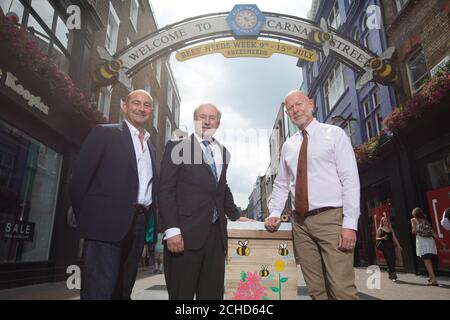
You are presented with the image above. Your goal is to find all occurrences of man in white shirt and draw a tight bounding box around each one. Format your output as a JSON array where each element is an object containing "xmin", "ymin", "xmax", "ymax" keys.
[
  {"xmin": 441, "ymin": 208, "xmax": 450, "ymax": 231},
  {"xmin": 70, "ymin": 90, "xmax": 158, "ymax": 299},
  {"xmin": 264, "ymin": 90, "xmax": 360, "ymax": 300}
]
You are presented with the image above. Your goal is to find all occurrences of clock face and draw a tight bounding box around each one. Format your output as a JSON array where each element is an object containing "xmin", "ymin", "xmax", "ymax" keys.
[{"xmin": 235, "ymin": 10, "xmax": 258, "ymax": 29}]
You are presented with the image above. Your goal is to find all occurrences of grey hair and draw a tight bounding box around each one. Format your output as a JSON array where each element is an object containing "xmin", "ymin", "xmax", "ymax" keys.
[{"xmin": 193, "ymin": 103, "xmax": 222, "ymax": 121}]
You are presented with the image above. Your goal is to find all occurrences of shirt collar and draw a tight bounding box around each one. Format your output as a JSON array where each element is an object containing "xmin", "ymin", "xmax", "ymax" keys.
[
  {"xmin": 295, "ymin": 118, "xmax": 319, "ymax": 137},
  {"xmin": 125, "ymin": 120, "xmax": 150, "ymax": 142},
  {"xmin": 194, "ymin": 132, "xmax": 214, "ymax": 145}
]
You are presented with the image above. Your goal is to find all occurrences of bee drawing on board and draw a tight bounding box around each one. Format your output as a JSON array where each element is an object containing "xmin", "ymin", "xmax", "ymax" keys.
[
  {"xmin": 278, "ymin": 243, "xmax": 289, "ymax": 256},
  {"xmin": 236, "ymin": 240, "xmax": 250, "ymax": 256},
  {"xmin": 259, "ymin": 265, "xmax": 270, "ymax": 277}
]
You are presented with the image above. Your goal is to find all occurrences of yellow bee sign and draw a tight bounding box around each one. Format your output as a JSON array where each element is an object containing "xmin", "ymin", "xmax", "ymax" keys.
[{"xmin": 175, "ymin": 39, "xmax": 318, "ymax": 62}]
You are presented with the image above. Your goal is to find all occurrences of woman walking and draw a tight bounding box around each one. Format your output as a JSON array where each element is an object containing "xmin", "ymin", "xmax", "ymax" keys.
[
  {"xmin": 376, "ymin": 216, "xmax": 402, "ymax": 281},
  {"xmin": 411, "ymin": 207, "xmax": 445, "ymax": 286}
]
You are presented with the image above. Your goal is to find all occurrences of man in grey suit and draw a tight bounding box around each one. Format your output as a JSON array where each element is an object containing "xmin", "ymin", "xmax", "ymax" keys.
[
  {"xmin": 69, "ymin": 90, "xmax": 158, "ymax": 299},
  {"xmin": 159, "ymin": 103, "xmax": 249, "ymax": 300}
]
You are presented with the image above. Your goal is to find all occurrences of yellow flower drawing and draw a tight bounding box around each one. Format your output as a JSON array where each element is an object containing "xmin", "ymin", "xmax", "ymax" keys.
[{"xmin": 274, "ymin": 259, "xmax": 286, "ymax": 272}]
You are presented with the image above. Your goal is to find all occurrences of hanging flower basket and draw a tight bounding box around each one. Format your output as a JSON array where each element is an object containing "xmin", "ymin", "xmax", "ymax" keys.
[
  {"xmin": 383, "ymin": 64, "xmax": 450, "ymax": 133},
  {"xmin": 0, "ymin": 12, "xmax": 106, "ymax": 125}
]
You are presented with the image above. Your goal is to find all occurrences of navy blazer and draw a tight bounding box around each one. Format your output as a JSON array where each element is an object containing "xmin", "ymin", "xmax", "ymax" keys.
[
  {"xmin": 69, "ymin": 122, "xmax": 158, "ymax": 243},
  {"xmin": 158, "ymin": 134, "xmax": 240, "ymax": 250}
]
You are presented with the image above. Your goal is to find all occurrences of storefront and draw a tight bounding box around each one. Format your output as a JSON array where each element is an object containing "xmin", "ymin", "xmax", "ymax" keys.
[
  {"xmin": 356, "ymin": 141, "xmax": 415, "ymax": 273},
  {"xmin": 0, "ymin": 60, "xmax": 92, "ymax": 289},
  {"xmin": 357, "ymin": 94, "xmax": 450, "ymax": 275}
]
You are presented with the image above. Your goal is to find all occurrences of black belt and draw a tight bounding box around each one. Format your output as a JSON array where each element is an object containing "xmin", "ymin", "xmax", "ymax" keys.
[
  {"xmin": 294, "ymin": 206, "xmax": 338, "ymax": 217},
  {"xmin": 135, "ymin": 204, "xmax": 151, "ymax": 215}
]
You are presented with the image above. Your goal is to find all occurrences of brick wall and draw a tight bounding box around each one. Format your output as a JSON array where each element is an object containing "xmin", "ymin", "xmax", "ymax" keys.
[{"xmin": 382, "ymin": 0, "xmax": 450, "ymax": 98}]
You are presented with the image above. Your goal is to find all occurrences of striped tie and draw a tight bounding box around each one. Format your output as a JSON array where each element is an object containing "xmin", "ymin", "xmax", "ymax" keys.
[{"xmin": 202, "ymin": 140, "xmax": 219, "ymax": 223}]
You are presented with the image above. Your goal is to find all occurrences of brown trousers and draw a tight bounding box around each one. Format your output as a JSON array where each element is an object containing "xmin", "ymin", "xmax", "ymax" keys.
[{"xmin": 292, "ymin": 207, "xmax": 358, "ymax": 300}]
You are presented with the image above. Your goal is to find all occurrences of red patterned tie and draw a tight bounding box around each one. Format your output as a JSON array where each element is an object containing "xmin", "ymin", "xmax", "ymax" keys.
[{"xmin": 295, "ymin": 129, "xmax": 308, "ymax": 216}]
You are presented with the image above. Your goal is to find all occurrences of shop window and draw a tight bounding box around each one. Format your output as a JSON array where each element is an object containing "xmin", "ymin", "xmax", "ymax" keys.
[
  {"xmin": 98, "ymin": 86, "xmax": 112, "ymax": 119},
  {"xmin": 353, "ymin": 28, "xmax": 360, "ymax": 42},
  {"xmin": 105, "ymin": 3, "xmax": 120, "ymax": 54},
  {"xmin": 25, "ymin": 0, "xmax": 72, "ymax": 73},
  {"xmin": 153, "ymin": 59, "xmax": 162, "ymax": 85},
  {"xmin": 0, "ymin": 120, "xmax": 62, "ymax": 263},
  {"xmin": 426, "ymin": 157, "xmax": 450, "ymax": 191},
  {"xmin": 328, "ymin": 0, "xmax": 341, "ymax": 30},
  {"xmin": 324, "ymin": 63, "xmax": 347, "ymax": 114},
  {"xmin": 130, "ymin": 0, "xmax": 139, "ymax": 32},
  {"xmin": 407, "ymin": 48, "xmax": 428, "ymax": 93},
  {"xmin": 395, "ymin": 0, "xmax": 409, "ymax": 13},
  {"xmin": 167, "ymin": 81, "xmax": 173, "ymax": 112},
  {"xmin": 0, "ymin": 0, "xmax": 24, "ymax": 24},
  {"xmin": 165, "ymin": 118, "xmax": 172, "ymax": 144}
]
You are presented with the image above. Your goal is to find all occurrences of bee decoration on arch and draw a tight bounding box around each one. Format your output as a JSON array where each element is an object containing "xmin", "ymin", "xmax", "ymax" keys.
[
  {"xmin": 278, "ymin": 243, "xmax": 289, "ymax": 256},
  {"xmin": 91, "ymin": 46, "xmax": 132, "ymax": 91},
  {"xmin": 236, "ymin": 240, "xmax": 250, "ymax": 256},
  {"xmin": 357, "ymin": 47, "xmax": 398, "ymax": 89},
  {"xmin": 308, "ymin": 18, "xmax": 334, "ymax": 56},
  {"xmin": 259, "ymin": 265, "xmax": 270, "ymax": 277}
]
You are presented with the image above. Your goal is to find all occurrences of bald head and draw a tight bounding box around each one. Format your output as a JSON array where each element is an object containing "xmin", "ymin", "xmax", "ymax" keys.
[
  {"xmin": 284, "ymin": 90, "xmax": 314, "ymax": 130},
  {"xmin": 193, "ymin": 102, "xmax": 221, "ymax": 139},
  {"xmin": 284, "ymin": 90, "xmax": 310, "ymax": 105},
  {"xmin": 193, "ymin": 103, "xmax": 221, "ymax": 121},
  {"xmin": 126, "ymin": 89, "xmax": 153, "ymax": 104}
]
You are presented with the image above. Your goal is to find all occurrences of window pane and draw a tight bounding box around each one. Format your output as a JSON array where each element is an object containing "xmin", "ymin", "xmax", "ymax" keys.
[
  {"xmin": 1, "ymin": 0, "xmax": 24, "ymax": 24},
  {"xmin": 408, "ymin": 49, "xmax": 428, "ymax": 90},
  {"xmin": 366, "ymin": 120, "xmax": 374, "ymax": 139},
  {"xmin": 153, "ymin": 98, "xmax": 159, "ymax": 129},
  {"xmin": 0, "ymin": 120, "xmax": 62, "ymax": 262},
  {"xmin": 55, "ymin": 16, "xmax": 69, "ymax": 50},
  {"xmin": 376, "ymin": 112, "xmax": 384, "ymax": 134},
  {"xmin": 363, "ymin": 100, "xmax": 370, "ymax": 117},
  {"xmin": 27, "ymin": 15, "xmax": 50, "ymax": 53},
  {"xmin": 30, "ymin": 0, "xmax": 54, "ymax": 29}
]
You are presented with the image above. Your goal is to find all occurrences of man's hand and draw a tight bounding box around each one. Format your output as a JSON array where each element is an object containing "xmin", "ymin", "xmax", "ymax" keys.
[
  {"xmin": 338, "ymin": 228, "xmax": 357, "ymax": 251},
  {"xmin": 166, "ymin": 234, "xmax": 184, "ymax": 254},
  {"xmin": 264, "ymin": 216, "xmax": 281, "ymax": 232},
  {"xmin": 237, "ymin": 217, "xmax": 255, "ymax": 222}
]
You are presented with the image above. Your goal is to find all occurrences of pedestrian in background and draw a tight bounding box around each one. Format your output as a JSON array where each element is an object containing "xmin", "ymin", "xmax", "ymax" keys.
[
  {"xmin": 376, "ymin": 216, "xmax": 402, "ymax": 281},
  {"xmin": 154, "ymin": 233, "xmax": 164, "ymax": 273},
  {"xmin": 411, "ymin": 207, "xmax": 445, "ymax": 286}
]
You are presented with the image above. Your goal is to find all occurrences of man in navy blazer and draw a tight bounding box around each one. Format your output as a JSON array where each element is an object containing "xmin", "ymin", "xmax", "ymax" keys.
[
  {"xmin": 69, "ymin": 90, "xmax": 158, "ymax": 299},
  {"xmin": 159, "ymin": 103, "xmax": 250, "ymax": 300}
]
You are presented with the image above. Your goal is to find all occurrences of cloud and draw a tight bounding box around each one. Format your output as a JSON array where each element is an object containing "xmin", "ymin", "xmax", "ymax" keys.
[{"xmin": 151, "ymin": 0, "xmax": 312, "ymax": 209}]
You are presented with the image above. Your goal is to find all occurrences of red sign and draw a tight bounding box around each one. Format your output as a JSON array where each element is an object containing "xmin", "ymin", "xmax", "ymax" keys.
[{"xmin": 426, "ymin": 186, "xmax": 450, "ymax": 268}]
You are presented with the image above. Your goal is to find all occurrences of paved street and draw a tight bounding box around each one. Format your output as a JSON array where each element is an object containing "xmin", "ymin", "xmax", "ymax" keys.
[{"xmin": 0, "ymin": 266, "xmax": 449, "ymax": 300}]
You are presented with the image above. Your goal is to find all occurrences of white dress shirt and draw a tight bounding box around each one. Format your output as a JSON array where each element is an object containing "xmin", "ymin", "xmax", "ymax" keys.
[
  {"xmin": 441, "ymin": 212, "xmax": 450, "ymax": 231},
  {"xmin": 125, "ymin": 120, "xmax": 153, "ymax": 207},
  {"xmin": 164, "ymin": 133, "xmax": 223, "ymax": 240},
  {"xmin": 268, "ymin": 119, "xmax": 361, "ymax": 230}
]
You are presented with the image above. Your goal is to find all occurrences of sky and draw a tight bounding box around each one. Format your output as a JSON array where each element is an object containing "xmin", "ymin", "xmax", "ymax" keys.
[{"xmin": 151, "ymin": 0, "xmax": 312, "ymax": 209}]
